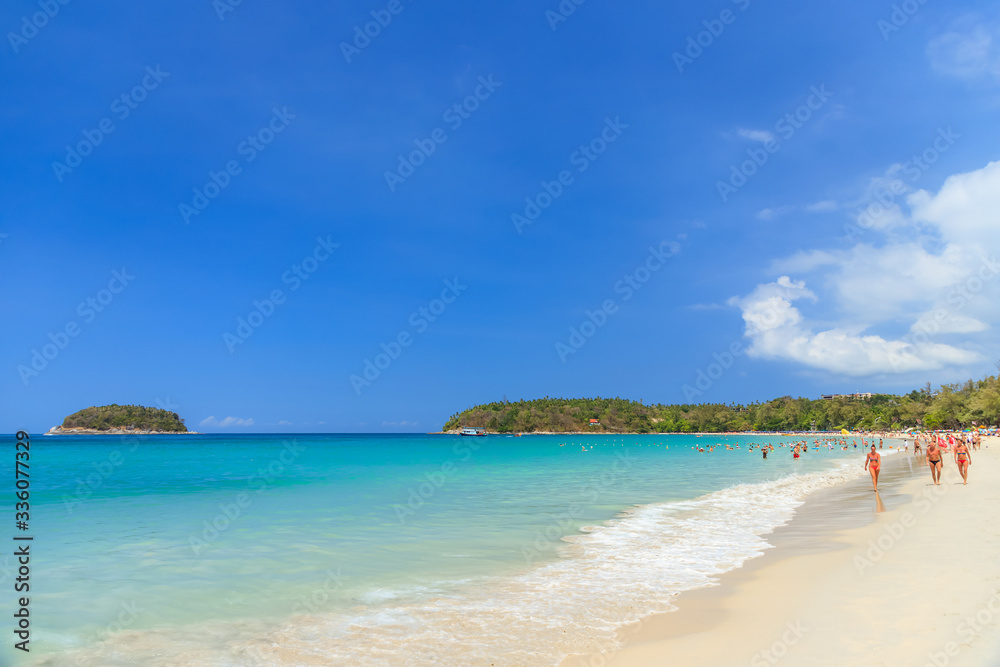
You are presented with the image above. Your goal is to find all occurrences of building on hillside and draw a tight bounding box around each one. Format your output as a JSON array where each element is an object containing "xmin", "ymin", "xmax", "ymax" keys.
[
  {"xmin": 821, "ymin": 393, "xmax": 873, "ymax": 401},
  {"xmin": 589, "ymin": 418, "xmax": 600, "ymax": 426}
]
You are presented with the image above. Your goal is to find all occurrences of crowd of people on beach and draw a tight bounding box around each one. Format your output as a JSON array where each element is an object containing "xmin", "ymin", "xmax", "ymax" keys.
[
  {"xmin": 563, "ymin": 432, "xmax": 987, "ymax": 496},
  {"xmin": 863, "ymin": 431, "xmax": 982, "ymax": 492},
  {"xmin": 693, "ymin": 430, "xmax": 986, "ymax": 494}
]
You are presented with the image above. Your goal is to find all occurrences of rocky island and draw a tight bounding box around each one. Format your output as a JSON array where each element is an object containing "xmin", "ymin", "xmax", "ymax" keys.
[{"xmin": 46, "ymin": 404, "xmax": 197, "ymax": 435}]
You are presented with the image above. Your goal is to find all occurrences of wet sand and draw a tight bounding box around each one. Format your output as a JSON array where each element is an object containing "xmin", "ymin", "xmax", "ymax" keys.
[{"xmin": 562, "ymin": 438, "xmax": 1000, "ymax": 666}]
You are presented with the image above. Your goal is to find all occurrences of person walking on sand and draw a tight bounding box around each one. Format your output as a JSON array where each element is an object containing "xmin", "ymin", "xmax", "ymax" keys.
[
  {"xmin": 865, "ymin": 445, "xmax": 881, "ymax": 492},
  {"xmin": 954, "ymin": 440, "xmax": 972, "ymax": 485},
  {"xmin": 926, "ymin": 441, "xmax": 943, "ymax": 485}
]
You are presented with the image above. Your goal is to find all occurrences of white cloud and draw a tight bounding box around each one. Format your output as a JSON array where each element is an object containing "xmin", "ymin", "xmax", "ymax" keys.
[
  {"xmin": 730, "ymin": 277, "xmax": 981, "ymax": 376},
  {"xmin": 805, "ymin": 200, "xmax": 837, "ymax": 212},
  {"xmin": 382, "ymin": 421, "xmax": 418, "ymax": 427},
  {"xmin": 738, "ymin": 128, "xmax": 775, "ymax": 143},
  {"xmin": 732, "ymin": 160, "xmax": 1000, "ymax": 377},
  {"xmin": 770, "ymin": 249, "xmax": 842, "ymax": 274},
  {"xmin": 757, "ymin": 201, "xmax": 836, "ymax": 221},
  {"xmin": 909, "ymin": 160, "xmax": 1000, "ymax": 249},
  {"xmin": 756, "ymin": 205, "xmax": 794, "ymax": 220},
  {"xmin": 927, "ymin": 16, "xmax": 1000, "ymax": 82},
  {"xmin": 910, "ymin": 313, "xmax": 988, "ymax": 335},
  {"xmin": 199, "ymin": 416, "xmax": 255, "ymax": 427}
]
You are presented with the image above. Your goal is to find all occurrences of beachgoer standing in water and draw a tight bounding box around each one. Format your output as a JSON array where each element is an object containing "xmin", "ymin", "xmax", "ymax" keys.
[
  {"xmin": 953, "ymin": 440, "xmax": 972, "ymax": 485},
  {"xmin": 865, "ymin": 445, "xmax": 881, "ymax": 492},
  {"xmin": 926, "ymin": 441, "xmax": 943, "ymax": 485}
]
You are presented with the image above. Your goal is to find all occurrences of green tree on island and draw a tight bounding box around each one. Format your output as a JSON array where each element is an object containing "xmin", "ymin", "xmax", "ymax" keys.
[
  {"xmin": 61, "ymin": 404, "xmax": 187, "ymax": 432},
  {"xmin": 443, "ymin": 373, "xmax": 1000, "ymax": 433}
]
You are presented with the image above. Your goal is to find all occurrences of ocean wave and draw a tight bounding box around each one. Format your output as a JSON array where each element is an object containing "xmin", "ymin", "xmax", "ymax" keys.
[{"xmin": 41, "ymin": 460, "xmax": 869, "ymax": 667}]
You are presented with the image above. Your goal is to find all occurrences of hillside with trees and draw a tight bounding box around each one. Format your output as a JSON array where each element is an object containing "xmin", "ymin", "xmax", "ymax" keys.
[
  {"xmin": 60, "ymin": 404, "xmax": 188, "ymax": 432},
  {"xmin": 443, "ymin": 375, "xmax": 1000, "ymax": 434}
]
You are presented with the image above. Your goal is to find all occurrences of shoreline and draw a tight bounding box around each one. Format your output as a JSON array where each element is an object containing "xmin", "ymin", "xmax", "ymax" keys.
[
  {"xmin": 562, "ymin": 436, "xmax": 1000, "ymax": 666},
  {"xmin": 44, "ymin": 426, "xmax": 200, "ymax": 435},
  {"xmin": 432, "ymin": 430, "xmax": 916, "ymax": 437}
]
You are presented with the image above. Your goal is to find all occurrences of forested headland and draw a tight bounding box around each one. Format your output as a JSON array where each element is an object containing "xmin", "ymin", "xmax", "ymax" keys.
[{"xmin": 443, "ymin": 376, "xmax": 1000, "ymax": 434}]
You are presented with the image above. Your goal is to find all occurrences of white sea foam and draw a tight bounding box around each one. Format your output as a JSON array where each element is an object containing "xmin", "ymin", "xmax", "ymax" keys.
[{"xmin": 41, "ymin": 460, "xmax": 870, "ymax": 667}]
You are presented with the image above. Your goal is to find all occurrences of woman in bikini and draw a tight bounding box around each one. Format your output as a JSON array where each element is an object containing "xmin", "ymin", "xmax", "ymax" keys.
[
  {"xmin": 864, "ymin": 445, "xmax": 881, "ymax": 492},
  {"xmin": 926, "ymin": 442, "xmax": 943, "ymax": 485},
  {"xmin": 954, "ymin": 441, "xmax": 972, "ymax": 485}
]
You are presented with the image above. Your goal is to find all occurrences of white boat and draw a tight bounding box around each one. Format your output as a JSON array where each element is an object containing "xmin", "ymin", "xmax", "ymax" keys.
[{"xmin": 460, "ymin": 427, "xmax": 486, "ymax": 436}]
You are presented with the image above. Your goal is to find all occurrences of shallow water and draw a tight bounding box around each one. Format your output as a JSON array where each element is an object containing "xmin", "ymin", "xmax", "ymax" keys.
[{"xmin": 5, "ymin": 432, "xmax": 888, "ymax": 665}]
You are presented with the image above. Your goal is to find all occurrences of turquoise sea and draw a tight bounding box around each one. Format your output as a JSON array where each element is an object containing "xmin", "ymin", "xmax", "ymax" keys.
[{"xmin": 6, "ymin": 432, "xmax": 888, "ymax": 666}]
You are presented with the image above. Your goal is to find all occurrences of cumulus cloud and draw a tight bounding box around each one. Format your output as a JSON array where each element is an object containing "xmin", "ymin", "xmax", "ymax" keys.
[
  {"xmin": 730, "ymin": 277, "xmax": 981, "ymax": 376},
  {"xmin": 200, "ymin": 416, "xmax": 255, "ymax": 427},
  {"xmin": 732, "ymin": 160, "xmax": 1000, "ymax": 377}
]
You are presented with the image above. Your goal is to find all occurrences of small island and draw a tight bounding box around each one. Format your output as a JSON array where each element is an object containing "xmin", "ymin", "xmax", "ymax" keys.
[{"xmin": 46, "ymin": 404, "xmax": 197, "ymax": 435}]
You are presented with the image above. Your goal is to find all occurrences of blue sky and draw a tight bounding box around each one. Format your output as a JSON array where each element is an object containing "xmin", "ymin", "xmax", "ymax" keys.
[{"xmin": 3, "ymin": 0, "xmax": 1000, "ymax": 433}]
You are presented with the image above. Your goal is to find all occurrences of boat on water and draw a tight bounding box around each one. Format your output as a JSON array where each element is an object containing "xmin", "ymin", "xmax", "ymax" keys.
[{"xmin": 460, "ymin": 427, "xmax": 486, "ymax": 436}]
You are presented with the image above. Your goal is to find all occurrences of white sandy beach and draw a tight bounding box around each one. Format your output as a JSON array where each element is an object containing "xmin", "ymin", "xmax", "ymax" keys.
[{"xmin": 563, "ymin": 437, "xmax": 1000, "ymax": 667}]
